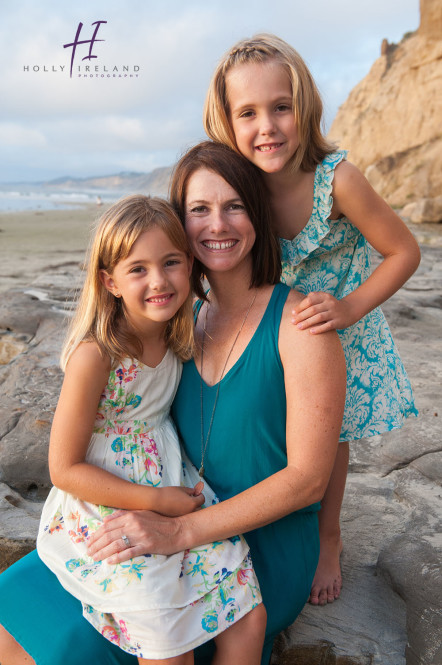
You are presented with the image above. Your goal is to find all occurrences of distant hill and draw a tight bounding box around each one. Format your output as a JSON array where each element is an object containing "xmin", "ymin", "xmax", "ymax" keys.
[{"xmin": 43, "ymin": 166, "xmax": 173, "ymax": 197}]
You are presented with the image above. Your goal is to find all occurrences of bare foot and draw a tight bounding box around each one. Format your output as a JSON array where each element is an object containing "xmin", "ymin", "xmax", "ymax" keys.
[{"xmin": 309, "ymin": 536, "xmax": 343, "ymax": 606}]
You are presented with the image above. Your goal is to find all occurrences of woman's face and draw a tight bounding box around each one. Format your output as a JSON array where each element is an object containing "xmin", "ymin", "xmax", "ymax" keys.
[{"xmin": 184, "ymin": 168, "xmax": 256, "ymax": 275}]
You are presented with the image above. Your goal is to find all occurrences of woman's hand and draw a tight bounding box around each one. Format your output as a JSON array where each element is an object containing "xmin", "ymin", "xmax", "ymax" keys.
[
  {"xmin": 86, "ymin": 482, "xmax": 204, "ymax": 563},
  {"xmin": 87, "ymin": 509, "xmax": 187, "ymax": 563},
  {"xmin": 155, "ymin": 482, "xmax": 205, "ymax": 517},
  {"xmin": 291, "ymin": 292, "xmax": 358, "ymax": 333}
]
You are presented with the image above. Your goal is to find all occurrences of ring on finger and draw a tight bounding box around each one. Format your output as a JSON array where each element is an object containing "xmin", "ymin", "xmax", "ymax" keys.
[{"xmin": 121, "ymin": 534, "xmax": 131, "ymax": 548}]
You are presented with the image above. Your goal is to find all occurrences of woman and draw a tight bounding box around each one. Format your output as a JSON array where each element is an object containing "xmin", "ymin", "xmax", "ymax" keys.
[{"xmin": 0, "ymin": 142, "xmax": 345, "ymax": 665}]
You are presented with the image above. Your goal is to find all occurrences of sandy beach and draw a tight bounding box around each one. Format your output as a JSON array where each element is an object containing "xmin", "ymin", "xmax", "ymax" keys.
[{"xmin": 0, "ymin": 205, "xmax": 105, "ymax": 293}]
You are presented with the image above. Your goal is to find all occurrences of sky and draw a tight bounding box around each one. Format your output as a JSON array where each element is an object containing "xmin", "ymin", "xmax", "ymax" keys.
[{"xmin": 0, "ymin": 0, "xmax": 420, "ymax": 183}]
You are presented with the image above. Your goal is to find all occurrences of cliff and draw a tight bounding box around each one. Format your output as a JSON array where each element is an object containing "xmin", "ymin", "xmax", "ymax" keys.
[{"xmin": 328, "ymin": 0, "xmax": 442, "ymax": 217}]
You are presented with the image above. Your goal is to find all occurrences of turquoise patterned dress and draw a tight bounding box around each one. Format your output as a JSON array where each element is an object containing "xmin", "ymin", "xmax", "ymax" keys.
[{"xmin": 280, "ymin": 151, "xmax": 417, "ymax": 441}]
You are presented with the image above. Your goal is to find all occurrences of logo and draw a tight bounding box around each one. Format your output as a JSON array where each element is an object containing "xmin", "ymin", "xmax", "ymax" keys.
[
  {"xmin": 23, "ymin": 20, "xmax": 140, "ymax": 80},
  {"xmin": 63, "ymin": 21, "xmax": 107, "ymax": 78}
]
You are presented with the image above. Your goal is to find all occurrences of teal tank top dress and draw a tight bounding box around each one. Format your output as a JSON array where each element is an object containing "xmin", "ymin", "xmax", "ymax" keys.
[{"xmin": 172, "ymin": 283, "xmax": 321, "ymax": 664}]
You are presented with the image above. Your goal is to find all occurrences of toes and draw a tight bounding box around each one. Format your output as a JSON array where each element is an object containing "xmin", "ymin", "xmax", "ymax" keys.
[
  {"xmin": 333, "ymin": 578, "xmax": 342, "ymax": 599},
  {"xmin": 310, "ymin": 581, "xmax": 340, "ymax": 605},
  {"xmin": 318, "ymin": 588, "xmax": 328, "ymax": 606},
  {"xmin": 309, "ymin": 585, "xmax": 321, "ymax": 605}
]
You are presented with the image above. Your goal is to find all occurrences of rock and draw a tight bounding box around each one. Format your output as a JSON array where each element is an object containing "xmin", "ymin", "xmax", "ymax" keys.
[
  {"xmin": 378, "ymin": 533, "xmax": 442, "ymax": 665},
  {"xmin": 273, "ymin": 472, "xmax": 409, "ymax": 665},
  {"xmin": 419, "ymin": 0, "xmax": 442, "ymax": 40},
  {"xmin": 0, "ymin": 332, "xmax": 28, "ymax": 365},
  {"xmin": 401, "ymin": 196, "xmax": 442, "ymax": 224},
  {"xmin": 0, "ymin": 268, "xmax": 78, "ymax": 499},
  {"xmin": 328, "ymin": 0, "xmax": 442, "ymax": 208},
  {"xmin": 0, "ymin": 482, "xmax": 43, "ymax": 573}
]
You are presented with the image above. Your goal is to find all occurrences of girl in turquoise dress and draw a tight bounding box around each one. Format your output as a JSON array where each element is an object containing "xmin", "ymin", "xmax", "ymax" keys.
[{"xmin": 203, "ymin": 33, "xmax": 420, "ymax": 606}]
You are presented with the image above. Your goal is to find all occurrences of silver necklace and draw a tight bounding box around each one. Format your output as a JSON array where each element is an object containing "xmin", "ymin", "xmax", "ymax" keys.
[{"xmin": 199, "ymin": 290, "xmax": 257, "ymax": 477}]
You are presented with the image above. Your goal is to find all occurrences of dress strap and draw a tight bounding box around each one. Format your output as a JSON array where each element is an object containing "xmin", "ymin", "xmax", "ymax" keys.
[
  {"xmin": 253, "ymin": 284, "xmax": 291, "ymax": 366},
  {"xmin": 314, "ymin": 150, "xmax": 347, "ymax": 220},
  {"xmin": 193, "ymin": 299, "xmax": 204, "ymax": 324},
  {"xmin": 279, "ymin": 150, "xmax": 348, "ymax": 268}
]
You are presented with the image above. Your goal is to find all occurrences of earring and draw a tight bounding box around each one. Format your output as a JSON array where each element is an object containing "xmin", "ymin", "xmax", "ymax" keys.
[{"xmin": 114, "ymin": 292, "xmax": 121, "ymax": 298}]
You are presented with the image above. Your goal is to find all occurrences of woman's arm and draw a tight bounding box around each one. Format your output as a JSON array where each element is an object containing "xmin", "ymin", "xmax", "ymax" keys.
[
  {"xmin": 87, "ymin": 291, "xmax": 346, "ymax": 562},
  {"xmin": 292, "ymin": 160, "xmax": 421, "ymax": 333},
  {"xmin": 49, "ymin": 342, "xmax": 204, "ymax": 516}
]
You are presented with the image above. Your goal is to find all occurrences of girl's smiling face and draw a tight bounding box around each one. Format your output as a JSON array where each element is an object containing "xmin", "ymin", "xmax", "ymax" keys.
[
  {"xmin": 184, "ymin": 168, "xmax": 256, "ymax": 276},
  {"xmin": 226, "ymin": 59, "xmax": 299, "ymax": 176},
  {"xmin": 101, "ymin": 226, "xmax": 192, "ymax": 333}
]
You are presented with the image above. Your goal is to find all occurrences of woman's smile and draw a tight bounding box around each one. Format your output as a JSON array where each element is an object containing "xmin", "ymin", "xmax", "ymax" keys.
[{"xmin": 201, "ymin": 239, "xmax": 238, "ymax": 250}]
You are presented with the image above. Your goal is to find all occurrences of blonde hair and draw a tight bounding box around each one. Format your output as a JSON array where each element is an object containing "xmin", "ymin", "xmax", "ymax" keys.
[
  {"xmin": 61, "ymin": 195, "xmax": 194, "ymax": 370},
  {"xmin": 204, "ymin": 33, "xmax": 335, "ymax": 173}
]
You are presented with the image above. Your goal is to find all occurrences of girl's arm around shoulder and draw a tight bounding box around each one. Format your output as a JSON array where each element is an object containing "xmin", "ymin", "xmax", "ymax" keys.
[{"xmin": 49, "ymin": 342, "xmax": 204, "ymax": 516}]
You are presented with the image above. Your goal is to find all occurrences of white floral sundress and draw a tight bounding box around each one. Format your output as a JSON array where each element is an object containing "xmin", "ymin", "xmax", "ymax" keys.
[
  {"xmin": 280, "ymin": 151, "xmax": 418, "ymax": 441},
  {"xmin": 37, "ymin": 350, "xmax": 261, "ymax": 658}
]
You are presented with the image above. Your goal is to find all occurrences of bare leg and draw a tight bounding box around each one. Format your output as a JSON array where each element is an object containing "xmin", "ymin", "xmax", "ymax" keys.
[
  {"xmin": 138, "ymin": 652, "xmax": 193, "ymax": 665},
  {"xmin": 0, "ymin": 624, "xmax": 36, "ymax": 665},
  {"xmin": 212, "ymin": 603, "xmax": 267, "ymax": 665},
  {"xmin": 309, "ymin": 441, "xmax": 349, "ymax": 606}
]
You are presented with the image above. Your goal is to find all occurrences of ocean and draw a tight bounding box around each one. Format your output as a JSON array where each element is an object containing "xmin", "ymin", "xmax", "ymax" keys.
[{"xmin": 0, "ymin": 185, "xmax": 119, "ymax": 212}]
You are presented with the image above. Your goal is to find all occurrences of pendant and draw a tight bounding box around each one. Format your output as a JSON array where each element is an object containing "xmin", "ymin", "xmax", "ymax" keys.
[{"xmin": 198, "ymin": 465, "xmax": 205, "ymax": 477}]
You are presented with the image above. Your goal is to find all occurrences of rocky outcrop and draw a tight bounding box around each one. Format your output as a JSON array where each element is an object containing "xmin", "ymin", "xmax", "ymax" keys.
[
  {"xmin": 328, "ymin": 0, "xmax": 442, "ymax": 213},
  {"xmin": 0, "ymin": 237, "xmax": 441, "ymax": 663},
  {"xmin": 0, "ymin": 268, "xmax": 78, "ymax": 503},
  {"xmin": 402, "ymin": 195, "xmax": 442, "ymax": 224}
]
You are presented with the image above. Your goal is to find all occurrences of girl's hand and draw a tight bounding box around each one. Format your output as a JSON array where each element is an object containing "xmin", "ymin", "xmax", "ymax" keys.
[
  {"xmin": 155, "ymin": 483, "xmax": 205, "ymax": 517},
  {"xmin": 291, "ymin": 292, "xmax": 358, "ymax": 333},
  {"xmin": 87, "ymin": 509, "xmax": 185, "ymax": 563}
]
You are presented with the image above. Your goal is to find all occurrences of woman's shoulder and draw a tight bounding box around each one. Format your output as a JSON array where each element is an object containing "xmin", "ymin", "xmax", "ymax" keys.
[{"xmin": 279, "ymin": 289, "xmax": 343, "ymax": 365}]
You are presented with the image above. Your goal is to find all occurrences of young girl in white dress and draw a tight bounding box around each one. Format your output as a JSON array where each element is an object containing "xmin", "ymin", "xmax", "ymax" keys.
[
  {"xmin": 203, "ymin": 33, "xmax": 420, "ymax": 607},
  {"xmin": 37, "ymin": 195, "xmax": 265, "ymax": 663}
]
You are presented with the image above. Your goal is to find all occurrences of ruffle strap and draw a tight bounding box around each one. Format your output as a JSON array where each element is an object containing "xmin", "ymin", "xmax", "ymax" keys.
[{"xmin": 280, "ymin": 150, "xmax": 347, "ymax": 267}]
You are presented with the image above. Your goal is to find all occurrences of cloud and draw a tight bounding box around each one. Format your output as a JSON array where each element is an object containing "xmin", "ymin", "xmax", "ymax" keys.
[
  {"xmin": 0, "ymin": 123, "xmax": 46, "ymax": 147},
  {"xmin": 103, "ymin": 117, "xmax": 146, "ymax": 144}
]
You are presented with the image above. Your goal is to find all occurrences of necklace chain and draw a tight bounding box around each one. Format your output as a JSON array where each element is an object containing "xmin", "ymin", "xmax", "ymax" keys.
[{"xmin": 199, "ymin": 290, "xmax": 257, "ymax": 477}]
